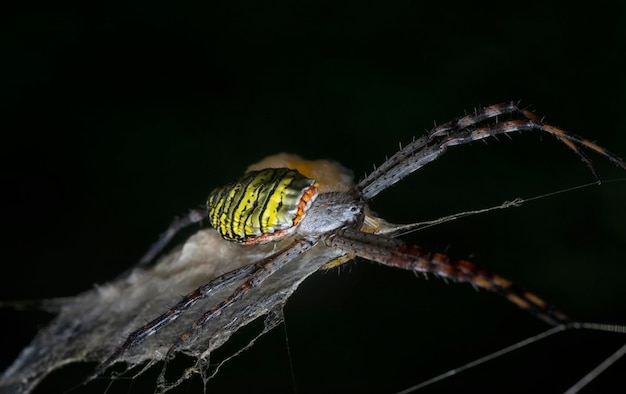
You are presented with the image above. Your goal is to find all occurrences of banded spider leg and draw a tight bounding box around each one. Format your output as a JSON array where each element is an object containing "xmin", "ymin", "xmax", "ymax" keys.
[{"xmin": 359, "ymin": 101, "xmax": 625, "ymax": 199}]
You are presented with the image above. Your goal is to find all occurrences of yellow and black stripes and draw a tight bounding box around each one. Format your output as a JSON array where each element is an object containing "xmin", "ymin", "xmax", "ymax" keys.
[{"xmin": 207, "ymin": 168, "xmax": 318, "ymax": 244}]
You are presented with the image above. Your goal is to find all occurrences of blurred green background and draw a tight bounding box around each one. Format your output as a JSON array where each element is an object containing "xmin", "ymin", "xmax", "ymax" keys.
[{"xmin": 1, "ymin": 1, "xmax": 625, "ymax": 393}]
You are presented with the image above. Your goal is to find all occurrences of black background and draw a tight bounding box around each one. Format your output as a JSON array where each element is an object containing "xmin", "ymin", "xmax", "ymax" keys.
[{"xmin": 2, "ymin": 1, "xmax": 626, "ymax": 393}]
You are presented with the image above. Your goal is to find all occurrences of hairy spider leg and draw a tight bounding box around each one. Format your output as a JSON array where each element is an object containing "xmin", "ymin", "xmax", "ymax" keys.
[
  {"xmin": 327, "ymin": 228, "xmax": 569, "ymax": 326},
  {"xmin": 136, "ymin": 207, "xmax": 207, "ymax": 267},
  {"xmin": 359, "ymin": 101, "xmax": 626, "ymax": 199},
  {"xmin": 92, "ymin": 261, "xmax": 260, "ymax": 380},
  {"xmin": 161, "ymin": 238, "xmax": 315, "ymax": 361}
]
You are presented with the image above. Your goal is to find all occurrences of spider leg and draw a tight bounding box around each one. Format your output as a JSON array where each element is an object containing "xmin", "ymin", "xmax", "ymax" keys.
[
  {"xmin": 136, "ymin": 207, "xmax": 207, "ymax": 267},
  {"xmin": 359, "ymin": 101, "xmax": 626, "ymax": 199},
  {"xmin": 358, "ymin": 102, "xmax": 527, "ymax": 198},
  {"xmin": 93, "ymin": 259, "xmax": 258, "ymax": 379},
  {"xmin": 326, "ymin": 228, "xmax": 569, "ymax": 326},
  {"xmin": 162, "ymin": 237, "xmax": 316, "ymax": 360}
]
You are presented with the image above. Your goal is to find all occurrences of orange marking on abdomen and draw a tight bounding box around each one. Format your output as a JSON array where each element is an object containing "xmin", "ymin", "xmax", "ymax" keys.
[{"xmin": 293, "ymin": 182, "xmax": 319, "ymax": 226}]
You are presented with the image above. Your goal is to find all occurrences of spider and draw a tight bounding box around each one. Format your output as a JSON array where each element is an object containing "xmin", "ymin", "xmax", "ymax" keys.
[
  {"xmin": 89, "ymin": 101, "xmax": 625, "ymax": 389},
  {"xmin": 1, "ymin": 101, "xmax": 624, "ymax": 394}
]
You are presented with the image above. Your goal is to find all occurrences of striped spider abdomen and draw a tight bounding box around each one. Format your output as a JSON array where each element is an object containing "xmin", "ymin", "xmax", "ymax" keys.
[{"xmin": 207, "ymin": 168, "xmax": 318, "ymax": 244}]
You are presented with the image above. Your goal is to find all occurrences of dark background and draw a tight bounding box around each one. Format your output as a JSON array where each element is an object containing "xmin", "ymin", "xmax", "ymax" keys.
[{"xmin": 1, "ymin": 1, "xmax": 626, "ymax": 393}]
